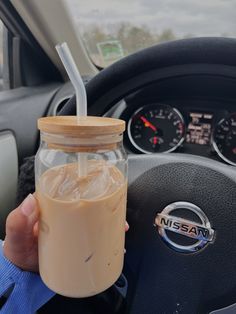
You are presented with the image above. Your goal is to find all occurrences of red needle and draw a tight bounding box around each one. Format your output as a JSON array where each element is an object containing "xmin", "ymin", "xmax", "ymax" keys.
[
  {"xmin": 153, "ymin": 136, "xmax": 158, "ymax": 145},
  {"xmin": 140, "ymin": 116, "xmax": 157, "ymax": 132}
]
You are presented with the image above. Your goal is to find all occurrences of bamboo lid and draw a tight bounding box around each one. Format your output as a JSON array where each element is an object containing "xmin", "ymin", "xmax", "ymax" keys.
[{"xmin": 38, "ymin": 116, "xmax": 125, "ymax": 136}]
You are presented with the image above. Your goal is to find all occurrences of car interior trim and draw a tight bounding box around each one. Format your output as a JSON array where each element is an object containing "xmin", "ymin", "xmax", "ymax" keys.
[
  {"xmin": 10, "ymin": 0, "xmax": 98, "ymax": 77},
  {"xmin": 0, "ymin": 131, "xmax": 18, "ymax": 226}
]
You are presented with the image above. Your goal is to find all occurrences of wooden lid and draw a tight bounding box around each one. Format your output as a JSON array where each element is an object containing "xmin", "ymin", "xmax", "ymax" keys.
[
  {"xmin": 38, "ymin": 116, "xmax": 125, "ymax": 136},
  {"xmin": 48, "ymin": 142, "xmax": 118, "ymax": 153}
]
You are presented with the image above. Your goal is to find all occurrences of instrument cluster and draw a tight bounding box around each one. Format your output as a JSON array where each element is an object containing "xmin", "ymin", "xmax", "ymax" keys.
[{"xmin": 125, "ymin": 103, "xmax": 236, "ymax": 166}]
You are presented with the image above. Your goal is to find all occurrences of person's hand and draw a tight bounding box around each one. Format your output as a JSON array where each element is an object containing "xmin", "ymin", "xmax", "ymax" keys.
[
  {"xmin": 3, "ymin": 194, "xmax": 39, "ymax": 272},
  {"xmin": 3, "ymin": 193, "xmax": 129, "ymax": 273}
]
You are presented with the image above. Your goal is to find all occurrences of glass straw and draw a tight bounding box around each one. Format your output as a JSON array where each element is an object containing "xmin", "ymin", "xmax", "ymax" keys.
[{"xmin": 56, "ymin": 42, "xmax": 87, "ymax": 176}]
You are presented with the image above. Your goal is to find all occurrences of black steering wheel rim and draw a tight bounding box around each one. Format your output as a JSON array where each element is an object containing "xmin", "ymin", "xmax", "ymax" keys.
[
  {"xmin": 61, "ymin": 37, "xmax": 236, "ymax": 117},
  {"xmin": 57, "ymin": 37, "xmax": 236, "ymax": 314}
]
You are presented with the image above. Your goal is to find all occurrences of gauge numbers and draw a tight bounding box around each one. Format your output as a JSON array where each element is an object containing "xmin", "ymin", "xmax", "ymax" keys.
[
  {"xmin": 128, "ymin": 104, "xmax": 185, "ymax": 153},
  {"xmin": 213, "ymin": 113, "xmax": 236, "ymax": 166}
]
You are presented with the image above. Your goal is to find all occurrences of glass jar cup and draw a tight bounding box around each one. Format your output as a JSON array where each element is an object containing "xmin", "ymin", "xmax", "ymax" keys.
[{"xmin": 35, "ymin": 116, "xmax": 127, "ymax": 298}]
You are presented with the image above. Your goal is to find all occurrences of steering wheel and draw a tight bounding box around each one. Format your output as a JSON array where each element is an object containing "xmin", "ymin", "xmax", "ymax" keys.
[{"xmin": 55, "ymin": 37, "xmax": 236, "ymax": 314}]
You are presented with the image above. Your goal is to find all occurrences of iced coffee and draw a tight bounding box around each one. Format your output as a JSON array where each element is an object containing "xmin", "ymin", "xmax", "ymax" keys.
[{"xmin": 35, "ymin": 116, "xmax": 127, "ymax": 297}]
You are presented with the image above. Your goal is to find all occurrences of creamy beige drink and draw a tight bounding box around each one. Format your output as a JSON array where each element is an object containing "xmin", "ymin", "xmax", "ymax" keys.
[{"xmin": 37, "ymin": 161, "xmax": 127, "ymax": 297}]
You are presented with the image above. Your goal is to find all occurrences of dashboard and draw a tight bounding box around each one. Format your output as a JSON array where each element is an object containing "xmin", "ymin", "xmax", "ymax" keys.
[
  {"xmin": 49, "ymin": 72, "xmax": 236, "ymax": 168},
  {"xmin": 106, "ymin": 79, "xmax": 236, "ymax": 167}
]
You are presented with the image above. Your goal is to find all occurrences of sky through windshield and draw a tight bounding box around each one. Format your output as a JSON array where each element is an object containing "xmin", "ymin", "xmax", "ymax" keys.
[{"xmin": 66, "ymin": 0, "xmax": 236, "ymax": 67}]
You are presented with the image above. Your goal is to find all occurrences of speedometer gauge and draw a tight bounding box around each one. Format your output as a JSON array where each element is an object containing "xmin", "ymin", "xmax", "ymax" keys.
[
  {"xmin": 213, "ymin": 113, "xmax": 236, "ymax": 166},
  {"xmin": 128, "ymin": 104, "xmax": 185, "ymax": 153}
]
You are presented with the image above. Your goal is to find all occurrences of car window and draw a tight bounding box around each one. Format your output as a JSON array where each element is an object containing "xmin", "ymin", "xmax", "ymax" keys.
[
  {"xmin": 66, "ymin": 0, "xmax": 236, "ymax": 68},
  {"xmin": 0, "ymin": 20, "xmax": 3, "ymax": 91}
]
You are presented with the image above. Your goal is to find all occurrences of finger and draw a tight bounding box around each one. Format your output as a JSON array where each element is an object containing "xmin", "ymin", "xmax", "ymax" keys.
[
  {"xmin": 4, "ymin": 194, "xmax": 39, "ymax": 255},
  {"xmin": 33, "ymin": 221, "xmax": 39, "ymax": 237}
]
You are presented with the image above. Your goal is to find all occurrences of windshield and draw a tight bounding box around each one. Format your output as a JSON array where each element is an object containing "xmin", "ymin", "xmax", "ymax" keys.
[{"xmin": 66, "ymin": 0, "xmax": 236, "ymax": 68}]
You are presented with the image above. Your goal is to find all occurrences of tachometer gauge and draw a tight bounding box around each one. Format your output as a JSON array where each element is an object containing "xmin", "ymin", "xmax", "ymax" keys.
[
  {"xmin": 213, "ymin": 113, "xmax": 236, "ymax": 166},
  {"xmin": 128, "ymin": 104, "xmax": 185, "ymax": 153}
]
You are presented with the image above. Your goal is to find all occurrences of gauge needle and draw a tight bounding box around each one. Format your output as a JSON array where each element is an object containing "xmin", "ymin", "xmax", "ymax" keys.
[
  {"xmin": 140, "ymin": 116, "xmax": 157, "ymax": 132},
  {"xmin": 153, "ymin": 136, "xmax": 158, "ymax": 145}
]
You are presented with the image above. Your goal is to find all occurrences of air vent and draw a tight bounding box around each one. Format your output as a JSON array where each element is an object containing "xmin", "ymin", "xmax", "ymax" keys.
[{"xmin": 53, "ymin": 97, "xmax": 72, "ymax": 115}]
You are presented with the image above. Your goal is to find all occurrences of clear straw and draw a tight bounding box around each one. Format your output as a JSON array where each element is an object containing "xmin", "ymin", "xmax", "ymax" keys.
[
  {"xmin": 56, "ymin": 42, "xmax": 87, "ymax": 176},
  {"xmin": 56, "ymin": 43, "xmax": 87, "ymax": 116}
]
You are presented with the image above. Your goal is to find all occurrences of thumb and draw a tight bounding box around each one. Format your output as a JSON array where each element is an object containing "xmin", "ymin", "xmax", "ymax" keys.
[{"xmin": 4, "ymin": 194, "xmax": 39, "ymax": 259}]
